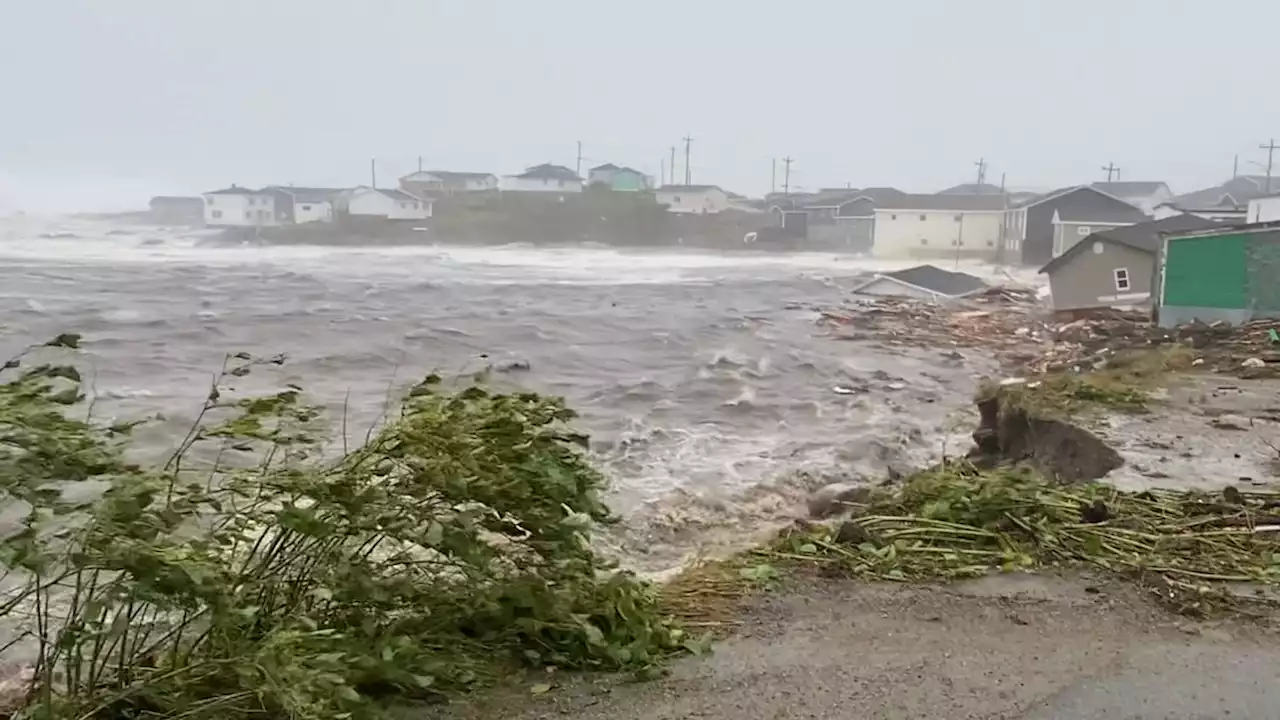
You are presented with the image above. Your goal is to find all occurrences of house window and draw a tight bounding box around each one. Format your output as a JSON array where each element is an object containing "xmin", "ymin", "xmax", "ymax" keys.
[
  {"xmin": 212, "ymin": 210, "xmax": 222, "ymax": 219},
  {"xmin": 986, "ymin": 240, "xmax": 994, "ymax": 247},
  {"xmin": 301, "ymin": 204, "xmax": 312, "ymax": 211},
  {"xmin": 401, "ymin": 202, "xmax": 409, "ymax": 208},
  {"xmin": 207, "ymin": 197, "xmax": 216, "ymax": 206},
  {"xmin": 890, "ymin": 214, "xmax": 898, "ymax": 220},
  {"xmin": 245, "ymin": 211, "xmax": 253, "ymax": 220},
  {"xmin": 1077, "ymin": 225, "xmax": 1092, "ymax": 236},
  {"xmin": 1114, "ymin": 268, "xmax": 1130, "ymax": 291},
  {"xmin": 919, "ymin": 214, "xmax": 927, "ymax": 221},
  {"xmin": 674, "ymin": 196, "xmax": 681, "ymax": 202},
  {"xmin": 954, "ymin": 214, "xmax": 963, "ymax": 222},
  {"xmin": 920, "ymin": 239, "xmax": 928, "ymax": 245}
]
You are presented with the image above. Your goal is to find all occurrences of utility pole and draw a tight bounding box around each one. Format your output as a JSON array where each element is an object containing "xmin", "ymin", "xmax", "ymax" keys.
[
  {"xmin": 575, "ymin": 141, "xmax": 583, "ymax": 177},
  {"xmin": 660, "ymin": 157, "xmax": 666, "ymax": 187},
  {"xmin": 771, "ymin": 158, "xmax": 777, "ymax": 195},
  {"xmin": 1233, "ymin": 154, "xmax": 1240, "ymax": 178},
  {"xmin": 1259, "ymin": 138, "xmax": 1278, "ymax": 193},
  {"xmin": 973, "ymin": 158, "xmax": 988, "ymax": 190},
  {"xmin": 370, "ymin": 158, "xmax": 377, "ymax": 188},
  {"xmin": 782, "ymin": 156, "xmax": 794, "ymax": 196},
  {"xmin": 682, "ymin": 134, "xmax": 693, "ymax": 185},
  {"xmin": 417, "ymin": 156, "xmax": 423, "ymax": 173},
  {"xmin": 996, "ymin": 172, "xmax": 1008, "ymax": 264},
  {"xmin": 1101, "ymin": 162, "xmax": 1121, "ymax": 182},
  {"xmin": 670, "ymin": 146, "xmax": 677, "ymax": 186}
]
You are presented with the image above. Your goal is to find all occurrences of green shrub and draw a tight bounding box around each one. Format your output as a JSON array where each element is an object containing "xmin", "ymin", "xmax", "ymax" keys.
[{"xmin": 0, "ymin": 340, "xmax": 681, "ymax": 719}]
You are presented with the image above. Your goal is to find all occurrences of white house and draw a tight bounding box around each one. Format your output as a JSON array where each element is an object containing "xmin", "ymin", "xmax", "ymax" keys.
[
  {"xmin": 1247, "ymin": 194, "xmax": 1280, "ymax": 223},
  {"xmin": 262, "ymin": 186, "xmax": 341, "ymax": 224},
  {"xmin": 500, "ymin": 163, "xmax": 584, "ymax": 193},
  {"xmin": 335, "ymin": 186, "xmax": 433, "ymax": 221},
  {"xmin": 202, "ymin": 186, "xmax": 278, "ymax": 227},
  {"xmin": 399, "ymin": 171, "xmax": 498, "ymax": 197},
  {"xmin": 870, "ymin": 194, "xmax": 1008, "ymax": 258},
  {"xmin": 654, "ymin": 185, "xmax": 731, "ymax": 214}
]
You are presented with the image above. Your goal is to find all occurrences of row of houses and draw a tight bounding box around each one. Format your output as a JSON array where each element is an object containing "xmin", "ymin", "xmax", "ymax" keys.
[
  {"xmin": 193, "ymin": 160, "xmax": 748, "ymax": 227},
  {"xmin": 770, "ymin": 175, "xmax": 1280, "ymax": 267}
]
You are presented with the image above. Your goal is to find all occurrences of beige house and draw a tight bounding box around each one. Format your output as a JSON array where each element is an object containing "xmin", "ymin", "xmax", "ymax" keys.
[
  {"xmin": 870, "ymin": 193, "xmax": 1008, "ymax": 259},
  {"xmin": 655, "ymin": 185, "xmax": 730, "ymax": 214},
  {"xmin": 1040, "ymin": 215, "xmax": 1218, "ymax": 314}
]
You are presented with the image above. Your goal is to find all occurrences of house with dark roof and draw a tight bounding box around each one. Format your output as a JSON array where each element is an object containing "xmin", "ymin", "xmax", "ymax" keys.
[
  {"xmin": 1038, "ymin": 214, "xmax": 1218, "ymax": 314},
  {"xmin": 500, "ymin": 163, "xmax": 584, "ymax": 193},
  {"xmin": 1089, "ymin": 181, "xmax": 1173, "ymax": 215},
  {"xmin": 851, "ymin": 264, "xmax": 988, "ymax": 301},
  {"xmin": 1007, "ymin": 185, "xmax": 1149, "ymax": 266},
  {"xmin": 796, "ymin": 187, "xmax": 907, "ymax": 251},
  {"xmin": 655, "ymin": 185, "xmax": 730, "ymax": 214},
  {"xmin": 333, "ymin": 186, "xmax": 432, "ymax": 221},
  {"xmin": 1155, "ymin": 176, "xmax": 1278, "ymax": 223},
  {"xmin": 399, "ymin": 170, "xmax": 498, "ymax": 197},
  {"xmin": 262, "ymin": 186, "xmax": 344, "ymax": 224},
  {"xmin": 586, "ymin": 163, "xmax": 652, "ymax": 192},
  {"xmin": 870, "ymin": 193, "xmax": 1010, "ymax": 259}
]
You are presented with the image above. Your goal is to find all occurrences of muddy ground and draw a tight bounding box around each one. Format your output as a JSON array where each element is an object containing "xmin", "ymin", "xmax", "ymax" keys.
[{"xmin": 413, "ymin": 572, "xmax": 1280, "ymax": 720}]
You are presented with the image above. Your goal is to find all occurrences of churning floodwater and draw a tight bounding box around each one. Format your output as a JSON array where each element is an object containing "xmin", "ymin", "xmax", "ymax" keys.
[{"xmin": 0, "ymin": 217, "xmax": 1013, "ymax": 572}]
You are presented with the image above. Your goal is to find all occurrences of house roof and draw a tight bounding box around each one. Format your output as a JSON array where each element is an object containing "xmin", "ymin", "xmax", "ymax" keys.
[
  {"xmin": 1090, "ymin": 181, "xmax": 1169, "ymax": 197},
  {"xmin": 853, "ymin": 264, "xmax": 988, "ymax": 298},
  {"xmin": 1165, "ymin": 175, "xmax": 1278, "ymax": 210},
  {"xmin": 402, "ymin": 170, "xmax": 495, "ymax": 182},
  {"xmin": 205, "ymin": 186, "xmax": 262, "ymax": 195},
  {"xmin": 1038, "ymin": 214, "xmax": 1220, "ymax": 275},
  {"xmin": 937, "ymin": 182, "xmax": 1004, "ymax": 195},
  {"xmin": 374, "ymin": 188, "xmax": 425, "ymax": 202},
  {"xmin": 1012, "ymin": 184, "xmax": 1145, "ymax": 213},
  {"xmin": 803, "ymin": 187, "xmax": 906, "ymax": 209},
  {"xmin": 590, "ymin": 163, "xmax": 620, "ymax": 171},
  {"xmin": 657, "ymin": 184, "xmax": 722, "ymax": 193},
  {"xmin": 265, "ymin": 186, "xmax": 343, "ymax": 202},
  {"xmin": 875, "ymin": 193, "xmax": 1008, "ymax": 211},
  {"xmin": 516, "ymin": 163, "xmax": 582, "ymax": 181},
  {"xmin": 1052, "ymin": 204, "xmax": 1150, "ymax": 223}
]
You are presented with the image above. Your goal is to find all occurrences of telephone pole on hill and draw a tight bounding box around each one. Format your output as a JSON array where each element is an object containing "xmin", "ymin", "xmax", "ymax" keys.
[
  {"xmin": 782, "ymin": 156, "xmax": 794, "ymax": 196},
  {"xmin": 1260, "ymin": 138, "xmax": 1278, "ymax": 193},
  {"xmin": 771, "ymin": 158, "xmax": 777, "ymax": 194},
  {"xmin": 682, "ymin": 134, "xmax": 694, "ymax": 185},
  {"xmin": 575, "ymin": 141, "xmax": 583, "ymax": 177},
  {"xmin": 670, "ymin": 146, "xmax": 676, "ymax": 186},
  {"xmin": 370, "ymin": 158, "xmax": 377, "ymax": 188},
  {"xmin": 1101, "ymin": 162, "xmax": 1121, "ymax": 182},
  {"xmin": 974, "ymin": 158, "xmax": 987, "ymax": 189}
]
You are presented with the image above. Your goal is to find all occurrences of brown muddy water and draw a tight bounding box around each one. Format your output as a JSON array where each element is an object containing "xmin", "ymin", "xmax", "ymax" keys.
[{"xmin": 0, "ymin": 216, "xmax": 1028, "ymax": 573}]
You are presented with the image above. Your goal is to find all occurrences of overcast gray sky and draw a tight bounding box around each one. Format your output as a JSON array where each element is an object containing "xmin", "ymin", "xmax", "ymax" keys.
[{"xmin": 3, "ymin": 0, "xmax": 1278, "ymax": 211}]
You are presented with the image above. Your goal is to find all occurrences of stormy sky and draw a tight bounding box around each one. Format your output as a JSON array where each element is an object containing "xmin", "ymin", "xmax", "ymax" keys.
[{"xmin": 3, "ymin": 0, "xmax": 1278, "ymax": 211}]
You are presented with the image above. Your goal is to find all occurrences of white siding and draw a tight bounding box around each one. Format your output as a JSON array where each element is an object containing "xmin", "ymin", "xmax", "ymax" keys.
[
  {"xmin": 202, "ymin": 192, "xmax": 277, "ymax": 227},
  {"xmin": 293, "ymin": 200, "xmax": 332, "ymax": 224},
  {"xmin": 500, "ymin": 176, "xmax": 584, "ymax": 193},
  {"xmin": 655, "ymin": 188, "xmax": 731, "ymax": 214},
  {"xmin": 344, "ymin": 188, "xmax": 432, "ymax": 220},
  {"xmin": 854, "ymin": 277, "xmax": 946, "ymax": 301},
  {"xmin": 1248, "ymin": 196, "xmax": 1280, "ymax": 223},
  {"xmin": 870, "ymin": 209, "xmax": 1003, "ymax": 258}
]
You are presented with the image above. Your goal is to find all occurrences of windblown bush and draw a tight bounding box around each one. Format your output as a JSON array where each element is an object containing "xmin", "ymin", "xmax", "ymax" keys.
[{"xmin": 0, "ymin": 339, "xmax": 684, "ymax": 719}]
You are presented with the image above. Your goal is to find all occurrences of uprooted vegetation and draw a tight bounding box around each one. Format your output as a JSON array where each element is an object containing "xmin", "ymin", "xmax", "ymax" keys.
[
  {"xmin": 758, "ymin": 462, "xmax": 1280, "ymax": 617},
  {"xmin": 0, "ymin": 338, "xmax": 692, "ymax": 719}
]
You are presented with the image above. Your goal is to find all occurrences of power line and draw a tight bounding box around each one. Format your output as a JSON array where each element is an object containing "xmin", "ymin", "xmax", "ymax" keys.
[
  {"xmin": 682, "ymin": 134, "xmax": 693, "ymax": 185},
  {"xmin": 1101, "ymin": 162, "xmax": 1121, "ymax": 182}
]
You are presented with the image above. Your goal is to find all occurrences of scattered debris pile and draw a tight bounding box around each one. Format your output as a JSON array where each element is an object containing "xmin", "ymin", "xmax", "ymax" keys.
[
  {"xmin": 821, "ymin": 288, "xmax": 1280, "ymax": 379},
  {"xmin": 819, "ymin": 285, "xmax": 1053, "ymax": 365},
  {"xmin": 1036, "ymin": 316, "xmax": 1280, "ymax": 378}
]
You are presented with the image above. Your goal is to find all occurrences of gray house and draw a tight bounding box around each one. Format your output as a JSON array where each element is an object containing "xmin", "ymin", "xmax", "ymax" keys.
[
  {"xmin": 802, "ymin": 187, "xmax": 905, "ymax": 252},
  {"xmin": 1008, "ymin": 186, "xmax": 1149, "ymax": 266},
  {"xmin": 1155, "ymin": 175, "xmax": 1278, "ymax": 223},
  {"xmin": 1039, "ymin": 214, "xmax": 1218, "ymax": 314}
]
